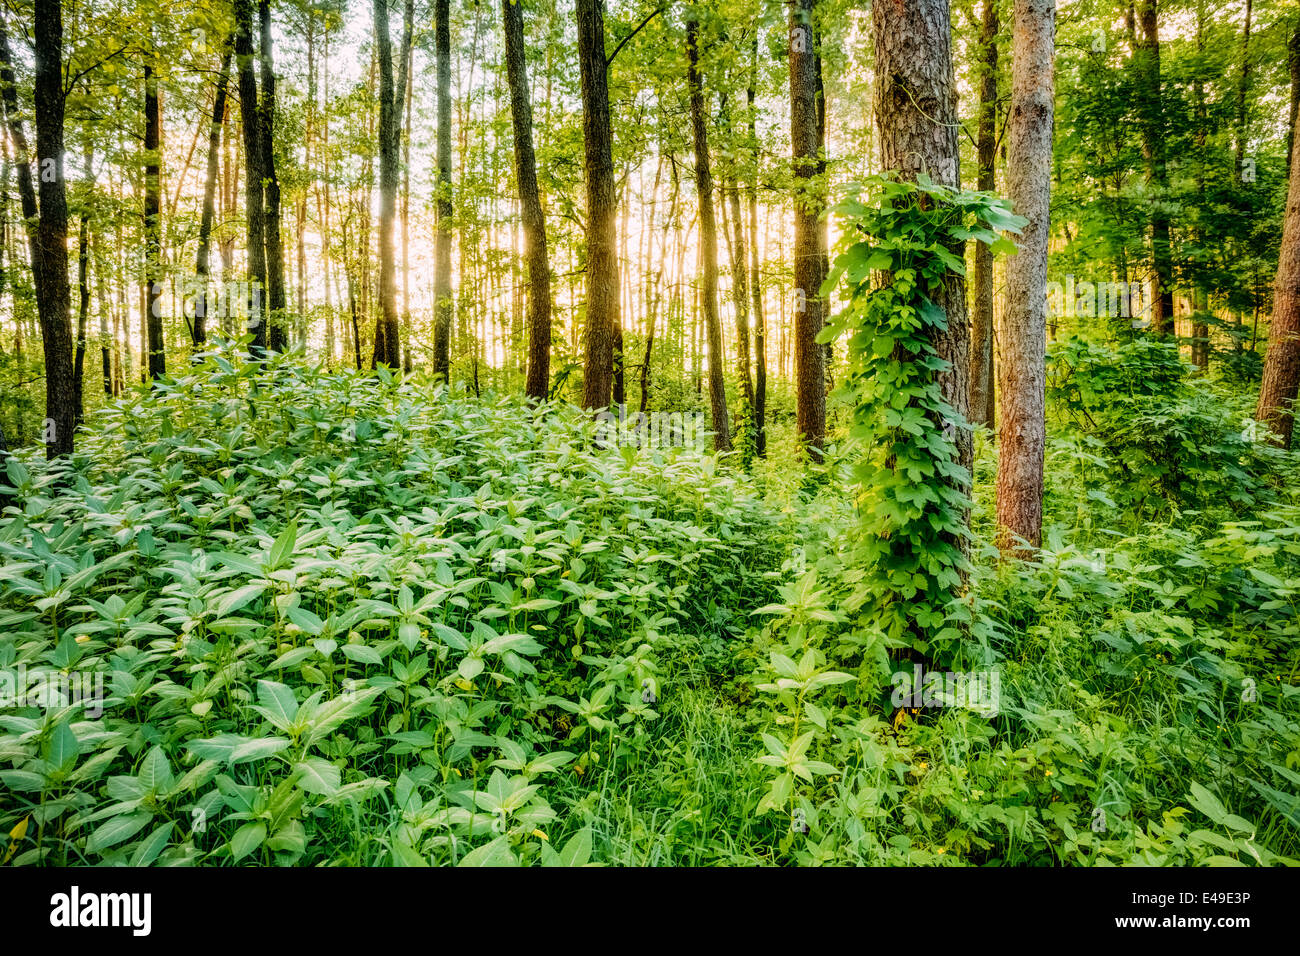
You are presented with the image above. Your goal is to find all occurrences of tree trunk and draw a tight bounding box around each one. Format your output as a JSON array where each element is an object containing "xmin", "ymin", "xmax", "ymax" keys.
[
  {"xmin": 398, "ymin": 0, "xmax": 414, "ymax": 372},
  {"xmin": 686, "ymin": 14, "xmax": 731, "ymax": 452},
  {"xmin": 503, "ymin": 0, "xmax": 551, "ymax": 401},
  {"xmin": 74, "ymin": 165, "xmax": 90, "ymax": 425},
  {"xmin": 143, "ymin": 61, "xmax": 165, "ymax": 381},
  {"xmin": 996, "ymin": 0, "xmax": 1055, "ymax": 554},
  {"xmin": 31, "ymin": 0, "xmax": 76, "ymax": 457},
  {"xmin": 872, "ymin": 0, "xmax": 972, "ymax": 482},
  {"xmin": 1135, "ymin": 2, "xmax": 1173, "ymax": 334},
  {"xmin": 1233, "ymin": 0, "xmax": 1252, "ymax": 175},
  {"xmin": 260, "ymin": 0, "xmax": 287, "ymax": 352},
  {"xmin": 969, "ymin": 0, "xmax": 998, "ymax": 428},
  {"xmin": 194, "ymin": 43, "xmax": 232, "ymax": 348},
  {"xmin": 1255, "ymin": 96, "xmax": 1300, "ymax": 447},
  {"xmin": 235, "ymin": 0, "xmax": 268, "ymax": 353},
  {"xmin": 790, "ymin": 0, "xmax": 825, "ymax": 459},
  {"xmin": 372, "ymin": 0, "xmax": 402, "ymax": 368},
  {"xmin": 432, "ymin": 0, "xmax": 454, "ymax": 381},
  {"xmin": 576, "ymin": 0, "xmax": 619, "ymax": 410},
  {"xmin": 749, "ymin": 32, "xmax": 766, "ymax": 457}
]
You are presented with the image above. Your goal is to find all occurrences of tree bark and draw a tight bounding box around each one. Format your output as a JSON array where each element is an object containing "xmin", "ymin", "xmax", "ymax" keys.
[
  {"xmin": 503, "ymin": 0, "xmax": 552, "ymax": 401},
  {"xmin": 143, "ymin": 61, "xmax": 165, "ymax": 381},
  {"xmin": 576, "ymin": 0, "xmax": 619, "ymax": 410},
  {"xmin": 260, "ymin": 0, "xmax": 287, "ymax": 352},
  {"xmin": 790, "ymin": 0, "xmax": 825, "ymax": 459},
  {"xmin": 372, "ymin": 0, "xmax": 402, "ymax": 368},
  {"xmin": 235, "ymin": 0, "xmax": 268, "ymax": 353},
  {"xmin": 1255, "ymin": 94, "xmax": 1300, "ymax": 447},
  {"xmin": 1135, "ymin": 2, "xmax": 1173, "ymax": 334},
  {"xmin": 31, "ymin": 0, "xmax": 76, "ymax": 456},
  {"xmin": 996, "ymin": 0, "xmax": 1054, "ymax": 554},
  {"xmin": 686, "ymin": 14, "xmax": 731, "ymax": 452},
  {"xmin": 749, "ymin": 31, "xmax": 766, "ymax": 457},
  {"xmin": 194, "ymin": 43, "xmax": 232, "ymax": 348},
  {"xmin": 969, "ymin": 0, "xmax": 998, "ymax": 428},
  {"xmin": 872, "ymin": 0, "xmax": 972, "ymax": 482},
  {"xmin": 432, "ymin": 0, "xmax": 454, "ymax": 381}
]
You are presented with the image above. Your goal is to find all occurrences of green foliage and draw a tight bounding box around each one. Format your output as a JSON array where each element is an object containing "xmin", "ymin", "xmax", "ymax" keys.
[{"xmin": 819, "ymin": 174, "xmax": 1023, "ymax": 658}]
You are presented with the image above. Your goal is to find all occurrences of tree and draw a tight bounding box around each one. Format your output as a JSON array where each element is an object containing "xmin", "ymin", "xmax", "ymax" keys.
[
  {"xmin": 31, "ymin": 0, "xmax": 76, "ymax": 456},
  {"xmin": 431, "ymin": 0, "xmax": 454, "ymax": 381},
  {"xmin": 1255, "ymin": 96, "xmax": 1300, "ymax": 447},
  {"xmin": 996, "ymin": 0, "xmax": 1054, "ymax": 553},
  {"xmin": 261, "ymin": 0, "xmax": 287, "ymax": 352},
  {"xmin": 193, "ymin": 42, "xmax": 232, "ymax": 349},
  {"xmin": 1134, "ymin": 1, "xmax": 1173, "ymax": 335},
  {"xmin": 686, "ymin": 11, "xmax": 731, "ymax": 452},
  {"xmin": 502, "ymin": 0, "xmax": 551, "ymax": 400},
  {"xmin": 968, "ymin": 0, "xmax": 998, "ymax": 428},
  {"xmin": 790, "ymin": 0, "xmax": 825, "ymax": 458},
  {"xmin": 235, "ymin": 0, "xmax": 268, "ymax": 354},
  {"xmin": 372, "ymin": 0, "xmax": 401, "ymax": 368},
  {"xmin": 872, "ymin": 0, "xmax": 971, "ymax": 482},
  {"xmin": 576, "ymin": 0, "xmax": 619, "ymax": 410}
]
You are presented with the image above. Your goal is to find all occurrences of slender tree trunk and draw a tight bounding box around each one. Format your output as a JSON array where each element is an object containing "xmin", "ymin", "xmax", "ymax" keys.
[
  {"xmin": 1255, "ymin": 97, "xmax": 1300, "ymax": 447},
  {"xmin": 503, "ymin": 0, "xmax": 551, "ymax": 400},
  {"xmin": 372, "ymin": 0, "xmax": 401, "ymax": 367},
  {"xmin": 143, "ymin": 60, "xmax": 165, "ymax": 381},
  {"xmin": 576, "ymin": 0, "xmax": 619, "ymax": 410},
  {"xmin": 194, "ymin": 43, "xmax": 232, "ymax": 348},
  {"xmin": 399, "ymin": 0, "xmax": 414, "ymax": 372},
  {"xmin": 432, "ymin": 0, "xmax": 454, "ymax": 381},
  {"xmin": 93, "ymin": 228, "xmax": 112, "ymax": 394},
  {"xmin": 790, "ymin": 0, "xmax": 825, "ymax": 459},
  {"xmin": 749, "ymin": 32, "xmax": 766, "ymax": 457},
  {"xmin": 1135, "ymin": 2, "xmax": 1173, "ymax": 334},
  {"xmin": 74, "ymin": 162, "xmax": 90, "ymax": 425},
  {"xmin": 969, "ymin": 0, "xmax": 998, "ymax": 428},
  {"xmin": 1192, "ymin": 3, "xmax": 1209, "ymax": 370},
  {"xmin": 29, "ymin": 0, "xmax": 76, "ymax": 456},
  {"xmin": 260, "ymin": 0, "xmax": 286, "ymax": 352},
  {"xmin": 235, "ymin": 0, "xmax": 268, "ymax": 353},
  {"xmin": 1233, "ymin": 0, "xmax": 1252, "ymax": 175},
  {"xmin": 997, "ymin": 0, "xmax": 1055, "ymax": 554},
  {"xmin": 686, "ymin": 14, "xmax": 731, "ymax": 452}
]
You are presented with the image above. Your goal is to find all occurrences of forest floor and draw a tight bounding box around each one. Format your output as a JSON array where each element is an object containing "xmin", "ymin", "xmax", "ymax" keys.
[{"xmin": 0, "ymin": 343, "xmax": 1297, "ymax": 866}]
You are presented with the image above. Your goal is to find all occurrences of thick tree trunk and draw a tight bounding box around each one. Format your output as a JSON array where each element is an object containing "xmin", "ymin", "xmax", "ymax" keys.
[
  {"xmin": 1135, "ymin": 2, "xmax": 1173, "ymax": 334},
  {"xmin": 372, "ymin": 0, "xmax": 401, "ymax": 368},
  {"xmin": 686, "ymin": 15, "xmax": 731, "ymax": 452},
  {"xmin": 432, "ymin": 0, "xmax": 454, "ymax": 381},
  {"xmin": 790, "ymin": 0, "xmax": 825, "ymax": 459},
  {"xmin": 872, "ymin": 0, "xmax": 972, "ymax": 482},
  {"xmin": 576, "ymin": 0, "xmax": 619, "ymax": 410},
  {"xmin": 260, "ymin": 0, "xmax": 287, "ymax": 352},
  {"xmin": 969, "ymin": 0, "xmax": 998, "ymax": 428},
  {"xmin": 143, "ymin": 62, "xmax": 165, "ymax": 381},
  {"xmin": 194, "ymin": 44, "xmax": 232, "ymax": 348},
  {"xmin": 996, "ymin": 0, "xmax": 1055, "ymax": 554},
  {"xmin": 235, "ymin": 0, "xmax": 268, "ymax": 353},
  {"xmin": 503, "ymin": 0, "xmax": 552, "ymax": 401},
  {"xmin": 1255, "ymin": 99, "xmax": 1300, "ymax": 447},
  {"xmin": 31, "ymin": 0, "xmax": 76, "ymax": 457}
]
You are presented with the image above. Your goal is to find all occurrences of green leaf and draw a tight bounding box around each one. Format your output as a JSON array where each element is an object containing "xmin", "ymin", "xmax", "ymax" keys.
[{"xmin": 230, "ymin": 822, "xmax": 267, "ymax": 862}]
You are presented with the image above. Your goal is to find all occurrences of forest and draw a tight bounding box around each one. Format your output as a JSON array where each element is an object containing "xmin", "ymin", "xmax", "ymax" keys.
[{"xmin": 0, "ymin": 0, "xmax": 1296, "ymax": 872}]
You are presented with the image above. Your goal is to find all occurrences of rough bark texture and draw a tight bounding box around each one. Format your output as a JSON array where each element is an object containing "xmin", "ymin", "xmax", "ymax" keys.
[
  {"xmin": 372, "ymin": 0, "xmax": 401, "ymax": 368},
  {"xmin": 32, "ymin": 0, "xmax": 76, "ymax": 457},
  {"xmin": 576, "ymin": 0, "xmax": 619, "ymax": 410},
  {"xmin": 143, "ymin": 62, "xmax": 165, "ymax": 381},
  {"xmin": 997, "ymin": 0, "xmax": 1054, "ymax": 553},
  {"xmin": 969, "ymin": 0, "xmax": 998, "ymax": 428},
  {"xmin": 1255, "ymin": 97, "xmax": 1300, "ymax": 447},
  {"xmin": 260, "ymin": 0, "xmax": 287, "ymax": 352},
  {"xmin": 432, "ymin": 0, "xmax": 454, "ymax": 381},
  {"xmin": 1135, "ymin": 2, "xmax": 1173, "ymax": 334},
  {"xmin": 194, "ymin": 44, "xmax": 232, "ymax": 348},
  {"xmin": 503, "ymin": 0, "xmax": 552, "ymax": 400},
  {"xmin": 235, "ymin": 0, "xmax": 268, "ymax": 353},
  {"xmin": 790, "ymin": 0, "xmax": 825, "ymax": 459},
  {"xmin": 686, "ymin": 15, "xmax": 731, "ymax": 452},
  {"xmin": 872, "ymin": 0, "xmax": 972, "ymax": 482}
]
